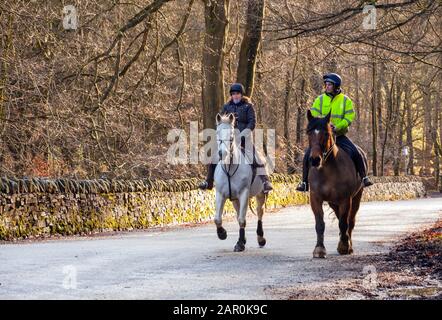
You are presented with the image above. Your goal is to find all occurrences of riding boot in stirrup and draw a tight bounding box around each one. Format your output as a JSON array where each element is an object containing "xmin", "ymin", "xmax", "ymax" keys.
[
  {"xmin": 362, "ymin": 176, "xmax": 374, "ymax": 187},
  {"xmin": 296, "ymin": 181, "xmax": 309, "ymax": 192},
  {"xmin": 199, "ymin": 164, "xmax": 216, "ymax": 190},
  {"xmin": 260, "ymin": 175, "xmax": 273, "ymax": 194}
]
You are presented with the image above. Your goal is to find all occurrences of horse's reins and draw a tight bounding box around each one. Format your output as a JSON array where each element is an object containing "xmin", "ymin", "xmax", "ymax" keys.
[
  {"xmin": 218, "ymin": 138, "xmax": 240, "ymax": 201},
  {"xmin": 322, "ymin": 138, "xmax": 336, "ymax": 164}
]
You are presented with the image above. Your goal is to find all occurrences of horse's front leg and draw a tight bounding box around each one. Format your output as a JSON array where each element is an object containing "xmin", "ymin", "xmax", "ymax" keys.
[
  {"xmin": 215, "ymin": 191, "xmax": 227, "ymax": 240},
  {"xmin": 234, "ymin": 189, "xmax": 249, "ymax": 252},
  {"xmin": 337, "ymin": 198, "xmax": 352, "ymax": 255},
  {"xmin": 256, "ymin": 192, "xmax": 266, "ymax": 247},
  {"xmin": 311, "ymin": 195, "xmax": 326, "ymax": 258}
]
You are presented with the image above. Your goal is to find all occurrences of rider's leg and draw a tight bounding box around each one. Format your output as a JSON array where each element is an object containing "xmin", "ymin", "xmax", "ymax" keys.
[
  {"xmin": 296, "ymin": 147, "xmax": 311, "ymax": 192},
  {"xmin": 199, "ymin": 163, "xmax": 217, "ymax": 190},
  {"xmin": 199, "ymin": 152, "xmax": 218, "ymax": 190},
  {"xmin": 259, "ymin": 174, "xmax": 273, "ymax": 193},
  {"xmin": 251, "ymin": 145, "xmax": 273, "ymax": 193},
  {"xmin": 335, "ymin": 135, "xmax": 373, "ymax": 187}
]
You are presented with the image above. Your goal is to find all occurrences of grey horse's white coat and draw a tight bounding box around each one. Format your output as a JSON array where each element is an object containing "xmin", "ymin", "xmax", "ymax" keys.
[{"xmin": 213, "ymin": 113, "xmax": 267, "ymax": 252}]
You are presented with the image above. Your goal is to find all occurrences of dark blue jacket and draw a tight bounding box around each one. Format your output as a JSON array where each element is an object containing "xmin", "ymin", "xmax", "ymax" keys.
[{"xmin": 221, "ymin": 97, "xmax": 256, "ymax": 133}]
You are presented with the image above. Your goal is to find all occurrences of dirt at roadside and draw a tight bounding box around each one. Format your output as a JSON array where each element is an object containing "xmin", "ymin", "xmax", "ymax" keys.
[{"xmin": 273, "ymin": 220, "xmax": 442, "ymax": 300}]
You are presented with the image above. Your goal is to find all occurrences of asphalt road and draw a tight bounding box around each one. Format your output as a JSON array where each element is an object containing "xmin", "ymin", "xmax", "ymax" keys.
[{"xmin": 0, "ymin": 197, "xmax": 441, "ymax": 299}]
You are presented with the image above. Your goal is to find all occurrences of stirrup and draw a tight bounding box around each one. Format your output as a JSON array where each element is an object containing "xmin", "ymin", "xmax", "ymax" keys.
[
  {"xmin": 296, "ymin": 181, "xmax": 309, "ymax": 192},
  {"xmin": 263, "ymin": 181, "xmax": 273, "ymax": 194},
  {"xmin": 362, "ymin": 177, "xmax": 373, "ymax": 187},
  {"xmin": 198, "ymin": 180, "xmax": 213, "ymax": 190}
]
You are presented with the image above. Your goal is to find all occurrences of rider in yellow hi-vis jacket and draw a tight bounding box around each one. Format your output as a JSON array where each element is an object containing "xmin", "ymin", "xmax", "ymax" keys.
[
  {"xmin": 296, "ymin": 73, "xmax": 374, "ymax": 192},
  {"xmin": 310, "ymin": 87, "xmax": 355, "ymax": 136}
]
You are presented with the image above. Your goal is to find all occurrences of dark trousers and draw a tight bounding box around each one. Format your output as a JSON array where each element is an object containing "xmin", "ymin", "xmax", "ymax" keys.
[{"xmin": 302, "ymin": 135, "xmax": 367, "ymax": 182}]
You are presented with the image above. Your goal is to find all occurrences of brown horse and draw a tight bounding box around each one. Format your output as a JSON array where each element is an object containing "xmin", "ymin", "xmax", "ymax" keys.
[{"xmin": 306, "ymin": 110, "xmax": 364, "ymax": 258}]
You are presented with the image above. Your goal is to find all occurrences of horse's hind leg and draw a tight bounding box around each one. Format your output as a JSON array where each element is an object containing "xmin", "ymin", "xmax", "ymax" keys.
[
  {"xmin": 311, "ymin": 195, "xmax": 326, "ymax": 258},
  {"xmin": 328, "ymin": 202, "xmax": 339, "ymax": 219},
  {"xmin": 337, "ymin": 198, "xmax": 352, "ymax": 255},
  {"xmin": 234, "ymin": 189, "xmax": 249, "ymax": 252},
  {"xmin": 256, "ymin": 192, "xmax": 266, "ymax": 247},
  {"xmin": 215, "ymin": 191, "xmax": 227, "ymax": 240},
  {"xmin": 348, "ymin": 189, "xmax": 363, "ymax": 254}
]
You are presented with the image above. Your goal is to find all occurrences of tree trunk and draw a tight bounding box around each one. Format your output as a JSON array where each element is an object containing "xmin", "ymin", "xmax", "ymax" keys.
[
  {"xmin": 377, "ymin": 63, "xmax": 385, "ymax": 148},
  {"xmin": 201, "ymin": 0, "xmax": 230, "ymax": 129},
  {"xmin": 405, "ymin": 88, "xmax": 415, "ymax": 175},
  {"xmin": 421, "ymin": 84, "xmax": 433, "ymax": 176},
  {"xmin": 439, "ymin": 53, "xmax": 442, "ymax": 191},
  {"xmin": 393, "ymin": 82, "xmax": 405, "ymax": 176},
  {"xmin": 296, "ymin": 78, "xmax": 306, "ymax": 144},
  {"xmin": 353, "ymin": 66, "xmax": 361, "ymax": 135},
  {"xmin": 380, "ymin": 73, "xmax": 393, "ymax": 176},
  {"xmin": 435, "ymin": 40, "xmax": 442, "ymax": 190},
  {"xmin": 283, "ymin": 69, "xmax": 293, "ymax": 173},
  {"xmin": 295, "ymin": 77, "xmax": 306, "ymax": 166},
  {"xmin": 434, "ymin": 96, "xmax": 440, "ymax": 188},
  {"xmin": 371, "ymin": 47, "xmax": 378, "ymax": 176},
  {"xmin": 236, "ymin": 0, "xmax": 265, "ymax": 98}
]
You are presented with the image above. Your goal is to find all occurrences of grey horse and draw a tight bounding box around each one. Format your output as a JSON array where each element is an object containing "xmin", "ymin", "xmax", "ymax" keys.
[{"xmin": 213, "ymin": 113, "xmax": 267, "ymax": 252}]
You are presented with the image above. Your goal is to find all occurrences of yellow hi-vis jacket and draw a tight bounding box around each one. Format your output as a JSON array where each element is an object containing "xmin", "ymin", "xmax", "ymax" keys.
[{"xmin": 310, "ymin": 92, "xmax": 355, "ymax": 136}]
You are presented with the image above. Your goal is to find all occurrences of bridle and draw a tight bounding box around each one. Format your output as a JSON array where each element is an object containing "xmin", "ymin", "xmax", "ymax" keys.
[
  {"xmin": 322, "ymin": 139, "xmax": 335, "ymax": 163},
  {"xmin": 217, "ymin": 132, "xmax": 240, "ymax": 201},
  {"xmin": 308, "ymin": 127, "xmax": 336, "ymax": 165}
]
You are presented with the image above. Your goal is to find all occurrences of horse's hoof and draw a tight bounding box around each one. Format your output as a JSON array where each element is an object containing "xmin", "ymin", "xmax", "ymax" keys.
[
  {"xmin": 258, "ymin": 237, "xmax": 266, "ymax": 247},
  {"xmin": 234, "ymin": 242, "xmax": 245, "ymax": 252},
  {"xmin": 313, "ymin": 246, "xmax": 327, "ymax": 258},
  {"xmin": 349, "ymin": 240, "xmax": 353, "ymax": 254},
  {"xmin": 337, "ymin": 240, "xmax": 351, "ymax": 255},
  {"xmin": 217, "ymin": 227, "xmax": 227, "ymax": 240}
]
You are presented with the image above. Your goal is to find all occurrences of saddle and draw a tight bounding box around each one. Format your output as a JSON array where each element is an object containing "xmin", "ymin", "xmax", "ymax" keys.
[{"xmin": 239, "ymin": 145, "xmax": 264, "ymax": 186}]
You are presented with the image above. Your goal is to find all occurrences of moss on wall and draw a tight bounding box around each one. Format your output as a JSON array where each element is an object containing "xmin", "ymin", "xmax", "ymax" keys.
[{"xmin": 0, "ymin": 175, "xmax": 427, "ymax": 240}]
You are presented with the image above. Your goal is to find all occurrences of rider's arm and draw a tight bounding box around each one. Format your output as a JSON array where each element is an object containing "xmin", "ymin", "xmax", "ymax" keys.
[
  {"xmin": 246, "ymin": 104, "xmax": 256, "ymax": 131},
  {"xmin": 334, "ymin": 98, "xmax": 355, "ymax": 132},
  {"xmin": 310, "ymin": 96, "xmax": 322, "ymax": 117}
]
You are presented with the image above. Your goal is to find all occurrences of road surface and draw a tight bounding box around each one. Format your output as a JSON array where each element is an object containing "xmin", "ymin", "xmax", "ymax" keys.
[{"xmin": 0, "ymin": 197, "xmax": 441, "ymax": 299}]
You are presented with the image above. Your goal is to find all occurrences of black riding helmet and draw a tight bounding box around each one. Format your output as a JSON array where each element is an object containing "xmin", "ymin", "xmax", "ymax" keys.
[
  {"xmin": 323, "ymin": 73, "xmax": 342, "ymax": 88},
  {"xmin": 229, "ymin": 83, "xmax": 245, "ymax": 95}
]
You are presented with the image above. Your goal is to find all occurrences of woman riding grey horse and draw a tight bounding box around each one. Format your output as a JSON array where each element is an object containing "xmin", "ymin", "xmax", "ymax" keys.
[
  {"xmin": 199, "ymin": 83, "xmax": 273, "ymax": 193},
  {"xmin": 213, "ymin": 113, "xmax": 268, "ymax": 252}
]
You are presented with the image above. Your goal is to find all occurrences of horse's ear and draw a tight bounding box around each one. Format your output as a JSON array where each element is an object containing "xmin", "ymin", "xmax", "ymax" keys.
[
  {"xmin": 216, "ymin": 113, "xmax": 222, "ymax": 125},
  {"xmin": 228, "ymin": 113, "xmax": 235, "ymax": 124},
  {"xmin": 307, "ymin": 109, "xmax": 314, "ymax": 122},
  {"xmin": 325, "ymin": 111, "xmax": 331, "ymax": 123}
]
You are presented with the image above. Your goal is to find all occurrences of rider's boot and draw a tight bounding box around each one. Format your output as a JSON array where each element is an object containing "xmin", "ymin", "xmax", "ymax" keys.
[
  {"xmin": 199, "ymin": 164, "xmax": 216, "ymax": 190},
  {"xmin": 296, "ymin": 149, "xmax": 310, "ymax": 192},
  {"xmin": 296, "ymin": 181, "xmax": 309, "ymax": 192},
  {"xmin": 355, "ymin": 157, "xmax": 373, "ymax": 187},
  {"xmin": 260, "ymin": 175, "xmax": 273, "ymax": 194},
  {"xmin": 362, "ymin": 176, "xmax": 374, "ymax": 187}
]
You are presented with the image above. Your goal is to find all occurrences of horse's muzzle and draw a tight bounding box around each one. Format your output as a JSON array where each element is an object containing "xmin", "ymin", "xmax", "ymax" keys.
[{"xmin": 310, "ymin": 156, "xmax": 321, "ymax": 167}]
